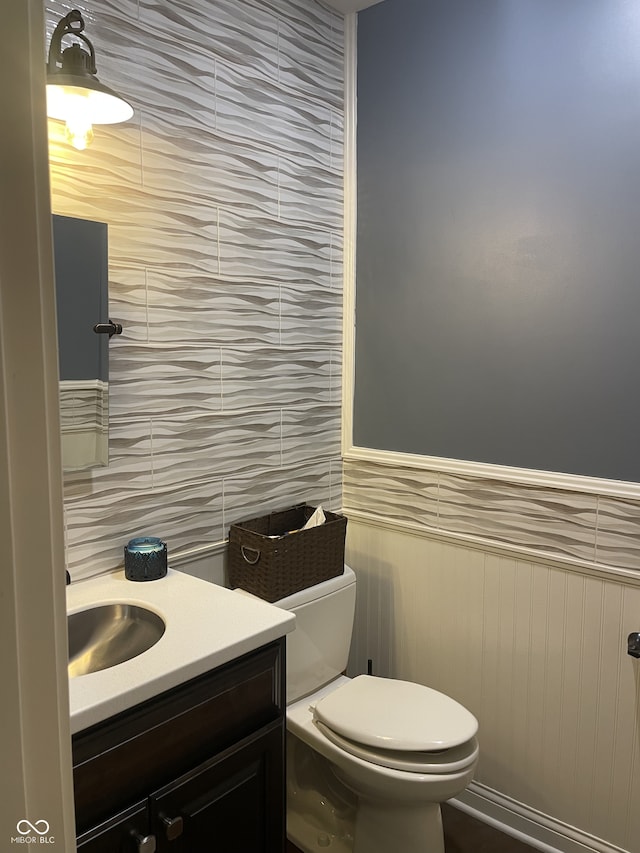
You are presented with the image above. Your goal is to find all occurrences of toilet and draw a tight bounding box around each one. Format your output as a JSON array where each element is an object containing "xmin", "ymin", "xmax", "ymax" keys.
[{"xmin": 273, "ymin": 565, "xmax": 479, "ymax": 853}]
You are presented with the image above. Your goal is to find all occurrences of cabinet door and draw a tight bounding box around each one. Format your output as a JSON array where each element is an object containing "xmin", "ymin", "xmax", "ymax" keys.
[
  {"xmin": 77, "ymin": 801, "xmax": 153, "ymax": 853},
  {"xmin": 73, "ymin": 641, "xmax": 284, "ymax": 836},
  {"xmin": 150, "ymin": 723, "xmax": 284, "ymax": 853}
]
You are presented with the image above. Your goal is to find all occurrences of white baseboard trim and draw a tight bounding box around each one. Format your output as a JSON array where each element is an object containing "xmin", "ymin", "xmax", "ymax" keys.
[{"xmin": 451, "ymin": 782, "xmax": 630, "ymax": 853}]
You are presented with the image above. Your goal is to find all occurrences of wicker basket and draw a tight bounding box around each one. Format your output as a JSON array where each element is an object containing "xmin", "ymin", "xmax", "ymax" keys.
[{"xmin": 228, "ymin": 504, "xmax": 347, "ymax": 602}]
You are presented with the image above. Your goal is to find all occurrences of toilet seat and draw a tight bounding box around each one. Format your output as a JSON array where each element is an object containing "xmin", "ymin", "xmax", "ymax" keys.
[
  {"xmin": 315, "ymin": 720, "xmax": 479, "ymax": 773},
  {"xmin": 312, "ymin": 675, "xmax": 478, "ymax": 752}
]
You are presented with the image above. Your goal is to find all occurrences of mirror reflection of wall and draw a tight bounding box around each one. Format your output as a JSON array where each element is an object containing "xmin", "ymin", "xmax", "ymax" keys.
[{"xmin": 52, "ymin": 214, "xmax": 109, "ymax": 471}]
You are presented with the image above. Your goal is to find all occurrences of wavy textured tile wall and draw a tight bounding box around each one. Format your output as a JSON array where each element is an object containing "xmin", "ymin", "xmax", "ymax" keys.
[
  {"xmin": 47, "ymin": 0, "xmax": 344, "ymax": 580},
  {"xmin": 344, "ymin": 457, "xmax": 640, "ymax": 575}
]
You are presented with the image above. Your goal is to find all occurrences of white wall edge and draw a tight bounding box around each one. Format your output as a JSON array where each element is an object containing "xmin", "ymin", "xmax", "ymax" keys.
[
  {"xmin": 345, "ymin": 508, "xmax": 640, "ymax": 587},
  {"xmin": 341, "ymin": 12, "xmax": 357, "ymax": 456},
  {"xmin": 344, "ymin": 444, "xmax": 640, "ymax": 500},
  {"xmin": 452, "ymin": 783, "xmax": 630, "ymax": 853}
]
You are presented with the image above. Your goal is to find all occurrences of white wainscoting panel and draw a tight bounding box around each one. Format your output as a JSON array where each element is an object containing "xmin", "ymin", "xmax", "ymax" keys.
[{"xmin": 346, "ymin": 517, "xmax": 640, "ymax": 853}]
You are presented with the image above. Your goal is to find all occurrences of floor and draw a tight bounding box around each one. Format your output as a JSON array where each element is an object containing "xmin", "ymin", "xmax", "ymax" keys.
[{"xmin": 286, "ymin": 802, "xmax": 537, "ymax": 853}]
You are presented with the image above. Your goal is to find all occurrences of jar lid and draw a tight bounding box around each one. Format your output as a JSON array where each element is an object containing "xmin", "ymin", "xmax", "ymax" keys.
[{"xmin": 126, "ymin": 537, "xmax": 165, "ymax": 553}]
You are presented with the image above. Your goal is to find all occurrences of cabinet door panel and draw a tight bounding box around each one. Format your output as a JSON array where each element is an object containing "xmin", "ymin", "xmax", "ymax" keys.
[{"xmin": 151, "ymin": 723, "xmax": 283, "ymax": 853}]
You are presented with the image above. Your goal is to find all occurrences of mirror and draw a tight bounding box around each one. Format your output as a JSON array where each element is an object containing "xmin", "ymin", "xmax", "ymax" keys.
[{"xmin": 52, "ymin": 214, "xmax": 109, "ymax": 471}]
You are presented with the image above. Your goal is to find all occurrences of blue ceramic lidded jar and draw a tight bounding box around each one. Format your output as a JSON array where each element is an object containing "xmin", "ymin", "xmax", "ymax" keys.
[{"xmin": 124, "ymin": 536, "xmax": 167, "ymax": 581}]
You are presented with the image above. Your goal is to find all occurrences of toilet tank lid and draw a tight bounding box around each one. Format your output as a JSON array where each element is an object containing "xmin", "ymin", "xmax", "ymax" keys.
[
  {"xmin": 312, "ymin": 675, "xmax": 478, "ymax": 751},
  {"xmin": 273, "ymin": 564, "xmax": 355, "ymax": 610}
]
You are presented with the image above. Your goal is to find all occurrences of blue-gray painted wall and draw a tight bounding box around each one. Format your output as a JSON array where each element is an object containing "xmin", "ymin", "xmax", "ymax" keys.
[{"xmin": 354, "ymin": 0, "xmax": 640, "ymax": 481}]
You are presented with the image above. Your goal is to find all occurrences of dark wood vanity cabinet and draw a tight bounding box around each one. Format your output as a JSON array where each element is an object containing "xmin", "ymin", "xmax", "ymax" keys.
[{"xmin": 73, "ymin": 639, "xmax": 286, "ymax": 853}]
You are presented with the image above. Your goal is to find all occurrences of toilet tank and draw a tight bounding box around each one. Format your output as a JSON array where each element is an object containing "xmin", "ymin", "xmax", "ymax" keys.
[{"xmin": 274, "ymin": 565, "xmax": 356, "ymax": 704}]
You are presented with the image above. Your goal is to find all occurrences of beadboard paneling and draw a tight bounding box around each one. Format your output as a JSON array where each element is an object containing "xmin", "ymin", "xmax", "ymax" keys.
[{"xmin": 346, "ymin": 517, "xmax": 640, "ymax": 853}]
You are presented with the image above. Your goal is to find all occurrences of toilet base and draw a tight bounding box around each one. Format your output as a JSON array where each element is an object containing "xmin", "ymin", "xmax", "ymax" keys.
[
  {"xmin": 287, "ymin": 732, "xmax": 448, "ymax": 853},
  {"xmin": 353, "ymin": 799, "xmax": 444, "ymax": 853},
  {"xmin": 288, "ymin": 788, "xmax": 445, "ymax": 853},
  {"xmin": 287, "ymin": 812, "xmax": 353, "ymax": 853},
  {"xmin": 287, "ymin": 732, "xmax": 356, "ymax": 853}
]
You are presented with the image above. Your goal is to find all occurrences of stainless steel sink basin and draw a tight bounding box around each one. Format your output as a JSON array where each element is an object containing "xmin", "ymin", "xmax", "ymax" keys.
[{"xmin": 68, "ymin": 603, "xmax": 165, "ymax": 678}]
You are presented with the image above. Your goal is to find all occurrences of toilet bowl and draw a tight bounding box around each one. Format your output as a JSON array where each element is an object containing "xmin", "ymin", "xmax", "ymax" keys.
[{"xmin": 271, "ymin": 566, "xmax": 480, "ymax": 853}]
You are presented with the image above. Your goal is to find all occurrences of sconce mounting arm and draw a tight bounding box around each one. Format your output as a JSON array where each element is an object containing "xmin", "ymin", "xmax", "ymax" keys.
[{"xmin": 47, "ymin": 10, "xmax": 97, "ymax": 77}]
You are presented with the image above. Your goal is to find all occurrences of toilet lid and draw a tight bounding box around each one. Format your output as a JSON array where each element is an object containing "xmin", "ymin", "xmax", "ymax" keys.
[
  {"xmin": 315, "ymin": 721, "xmax": 479, "ymax": 773},
  {"xmin": 312, "ymin": 675, "xmax": 478, "ymax": 751}
]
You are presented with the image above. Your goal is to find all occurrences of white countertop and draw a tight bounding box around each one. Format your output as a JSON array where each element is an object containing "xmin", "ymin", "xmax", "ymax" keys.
[{"xmin": 67, "ymin": 568, "xmax": 295, "ymax": 734}]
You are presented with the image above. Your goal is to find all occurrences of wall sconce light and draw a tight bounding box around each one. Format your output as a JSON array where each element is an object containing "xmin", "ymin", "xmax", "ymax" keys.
[{"xmin": 46, "ymin": 9, "xmax": 133, "ymax": 150}]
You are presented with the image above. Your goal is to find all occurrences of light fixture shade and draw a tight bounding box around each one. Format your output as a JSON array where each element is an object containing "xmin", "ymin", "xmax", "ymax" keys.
[
  {"xmin": 46, "ymin": 78, "xmax": 134, "ymax": 125},
  {"xmin": 46, "ymin": 10, "xmax": 132, "ymax": 148}
]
